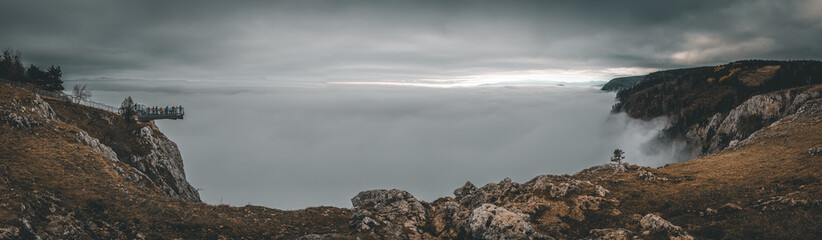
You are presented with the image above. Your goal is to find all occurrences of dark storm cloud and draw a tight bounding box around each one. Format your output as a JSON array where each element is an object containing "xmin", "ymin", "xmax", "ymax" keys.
[{"xmin": 2, "ymin": 0, "xmax": 821, "ymax": 84}]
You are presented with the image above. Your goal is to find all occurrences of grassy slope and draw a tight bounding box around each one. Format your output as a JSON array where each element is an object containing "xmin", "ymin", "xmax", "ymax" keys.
[{"xmin": 572, "ymin": 95, "xmax": 822, "ymax": 239}]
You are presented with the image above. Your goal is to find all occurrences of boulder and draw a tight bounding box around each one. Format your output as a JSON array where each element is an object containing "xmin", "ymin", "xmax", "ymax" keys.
[
  {"xmin": 458, "ymin": 178, "xmax": 521, "ymax": 208},
  {"xmin": 350, "ymin": 189, "xmax": 426, "ymax": 239},
  {"xmin": 808, "ymin": 147, "xmax": 822, "ymax": 157},
  {"xmin": 465, "ymin": 203, "xmax": 545, "ymax": 240},
  {"xmin": 453, "ymin": 181, "xmax": 477, "ymax": 199},
  {"xmin": 639, "ymin": 214, "xmax": 693, "ymax": 240},
  {"xmin": 637, "ymin": 170, "xmax": 667, "ymax": 182},
  {"xmin": 530, "ymin": 176, "xmax": 609, "ymax": 199}
]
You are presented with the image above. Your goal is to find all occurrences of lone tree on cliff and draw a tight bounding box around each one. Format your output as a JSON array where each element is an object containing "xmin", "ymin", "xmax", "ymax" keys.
[
  {"xmin": 120, "ymin": 96, "xmax": 136, "ymax": 125},
  {"xmin": 611, "ymin": 148, "xmax": 625, "ymax": 164}
]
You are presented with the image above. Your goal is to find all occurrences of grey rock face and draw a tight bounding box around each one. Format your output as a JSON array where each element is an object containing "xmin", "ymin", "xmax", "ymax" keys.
[
  {"xmin": 1, "ymin": 112, "xmax": 40, "ymax": 128},
  {"xmin": 808, "ymin": 147, "xmax": 822, "ymax": 157},
  {"xmin": 121, "ymin": 126, "xmax": 201, "ymax": 202},
  {"xmin": 1, "ymin": 94, "xmax": 56, "ymax": 128},
  {"xmin": 350, "ymin": 189, "xmax": 426, "ymax": 239},
  {"xmin": 578, "ymin": 163, "xmax": 628, "ymax": 175},
  {"xmin": 636, "ymin": 170, "xmax": 667, "ymax": 182},
  {"xmin": 31, "ymin": 94, "xmax": 56, "ymax": 122},
  {"xmin": 69, "ymin": 116, "xmax": 199, "ymax": 202},
  {"xmin": 458, "ymin": 178, "xmax": 521, "ymax": 208},
  {"xmin": 530, "ymin": 176, "xmax": 609, "ymax": 199},
  {"xmin": 75, "ymin": 131, "xmax": 119, "ymax": 163},
  {"xmin": 453, "ymin": 181, "xmax": 477, "ymax": 199},
  {"xmin": 685, "ymin": 87, "xmax": 822, "ymax": 156},
  {"xmin": 639, "ymin": 214, "xmax": 693, "ymax": 240},
  {"xmin": 465, "ymin": 203, "xmax": 541, "ymax": 240}
]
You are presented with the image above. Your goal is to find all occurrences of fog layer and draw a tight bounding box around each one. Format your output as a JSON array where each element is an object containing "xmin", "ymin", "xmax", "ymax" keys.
[{"xmin": 86, "ymin": 84, "xmax": 672, "ymax": 209}]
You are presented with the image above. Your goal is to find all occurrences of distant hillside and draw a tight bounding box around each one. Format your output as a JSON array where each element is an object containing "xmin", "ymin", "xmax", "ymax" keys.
[
  {"xmin": 612, "ymin": 60, "xmax": 822, "ymax": 156},
  {"xmin": 601, "ymin": 75, "xmax": 645, "ymax": 91}
]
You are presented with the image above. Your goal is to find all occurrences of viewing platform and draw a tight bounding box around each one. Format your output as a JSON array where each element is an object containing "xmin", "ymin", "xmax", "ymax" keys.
[{"xmin": 134, "ymin": 104, "xmax": 184, "ymax": 122}]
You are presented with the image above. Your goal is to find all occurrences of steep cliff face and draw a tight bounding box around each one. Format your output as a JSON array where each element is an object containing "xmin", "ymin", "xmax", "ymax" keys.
[
  {"xmin": 685, "ymin": 86, "xmax": 822, "ymax": 156},
  {"xmin": 127, "ymin": 125, "xmax": 200, "ymax": 201},
  {"xmin": 42, "ymin": 93, "xmax": 200, "ymax": 202}
]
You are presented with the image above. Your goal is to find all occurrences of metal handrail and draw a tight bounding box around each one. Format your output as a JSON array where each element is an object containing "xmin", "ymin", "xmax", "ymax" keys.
[
  {"xmin": 2, "ymin": 78, "xmax": 118, "ymax": 113},
  {"xmin": 134, "ymin": 104, "xmax": 185, "ymax": 121},
  {"xmin": 2, "ymin": 78, "xmax": 184, "ymax": 120}
]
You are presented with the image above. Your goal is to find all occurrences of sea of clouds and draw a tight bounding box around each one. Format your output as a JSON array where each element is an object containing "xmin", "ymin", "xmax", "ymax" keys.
[{"xmin": 80, "ymin": 82, "xmax": 680, "ymax": 210}]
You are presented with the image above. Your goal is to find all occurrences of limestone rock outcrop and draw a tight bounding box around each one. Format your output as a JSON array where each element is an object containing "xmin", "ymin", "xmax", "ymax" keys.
[
  {"xmin": 74, "ymin": 131, "xmax": 119, "ymax": 163},
  {"xmin": 685, "ymin": 87, "xmax": 822, "ymax": 156},
  {"xmin": 464, "ymin": 203, "xmax": 542, "ymax": 240},
  {"xmin": 0, "ymin": 94, "xmax": 56, "ymax": 128},
  {"xmin": 31, "ymin": 94, "xmax": 56, "ymax": 122},
  {"xmin": 640, "ymin": 214, "xmax": 693, "ymax": 240},
  {"xmin": 637, "ymin": 170, "xmax": 667, "ymax": 182},
  {"xmin": 120, "ymin": 126, "xmax": 201, "ymax": 202},
  {"xmin": 349, "ymin": 174, "xmax": 621, "ymax": 239},
  {"xmin": 350, "ymin": 189, "xmax": 427, "ymax": 239}
]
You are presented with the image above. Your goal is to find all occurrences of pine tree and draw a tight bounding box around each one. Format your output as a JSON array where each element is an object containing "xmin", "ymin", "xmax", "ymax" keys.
[
  {"xmin": 0, "ymin": 49, "xmax": 26, "ymax": 82},
  {"xmin": 44, "ymin": 65, "xmax": 64, "ymax": 91},
  {"xmin": 26, "ymin": 64, "xmax": 44, "ymax": 85},
  {"xmin": 610, "ymin": 149, "xmax": 625, "ymax": 164},
  {"xmin": 120, "ymin": 96, "xmax": 136, "ymax": 125}
]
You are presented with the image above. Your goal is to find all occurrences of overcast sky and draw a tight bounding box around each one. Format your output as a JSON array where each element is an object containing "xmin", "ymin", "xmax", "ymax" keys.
[{"xmin": 3, "ymin": 0, "xmax": 822, "ymax": 87}]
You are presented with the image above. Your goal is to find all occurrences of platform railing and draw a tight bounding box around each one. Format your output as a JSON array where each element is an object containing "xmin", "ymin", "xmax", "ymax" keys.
[{"xmin": 0, "ymin": 78, "xmax": 119, "ymax": 113}]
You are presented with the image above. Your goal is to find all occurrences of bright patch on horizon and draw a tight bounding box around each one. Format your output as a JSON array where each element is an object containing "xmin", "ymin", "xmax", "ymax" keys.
[{"xmin": 329, "ymin": 67, "xmax": 659, "ymax": 88}]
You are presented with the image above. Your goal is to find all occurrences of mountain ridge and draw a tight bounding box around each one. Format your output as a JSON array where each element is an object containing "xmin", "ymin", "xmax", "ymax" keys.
[
  {"xmin": 612, "ymin": 59, "xmax": 822, "ymax": 157},
  {"xmin": 601, "ymin": 76, "xmax": 645, "ymax": 92}
]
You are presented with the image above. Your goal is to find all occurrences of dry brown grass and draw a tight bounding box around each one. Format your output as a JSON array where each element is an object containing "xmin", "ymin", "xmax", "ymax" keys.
[
  {"xmin": 575, "ymin": 98, "xmax": 822, "ymax": 239},
  {"xmin": 738, "ymin": 65, "xmax": 781, "ymax": 87}
]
